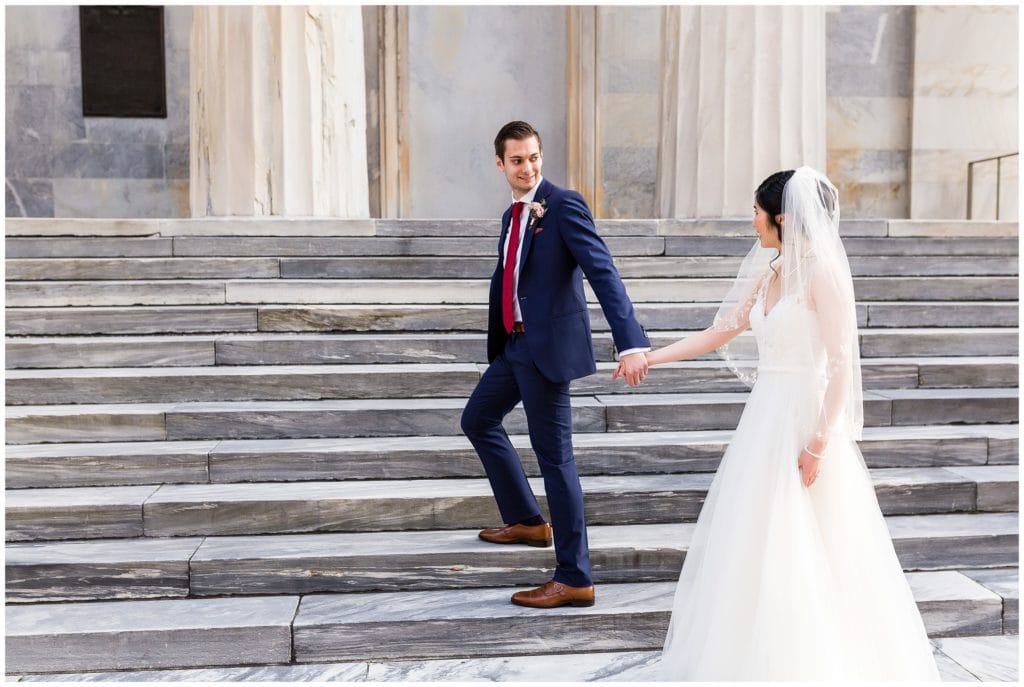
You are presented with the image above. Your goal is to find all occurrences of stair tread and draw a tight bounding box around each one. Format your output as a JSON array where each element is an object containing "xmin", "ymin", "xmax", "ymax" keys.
[
  {"xmin": 7, "ymin": 513, "xmax": 1017, "ymax": 565},
  {"xmin": 6, "ymin": 465, "xmax": 1015, "ymax": 508}
]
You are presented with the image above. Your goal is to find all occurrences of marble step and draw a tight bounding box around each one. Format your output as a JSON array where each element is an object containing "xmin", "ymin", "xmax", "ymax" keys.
[
  {"xmin": 5, "ymin": 595, "xmax": 300, "ymax": 674},
  {"xmin": 7, "ymin": 301, "xmax": 1017, "ymax": 336},
  {"xmin": 670, "ymin": 235, "xmax": 1019, "ymax": 257},
  {"xmin": 6, "ymin": 328, "xmax": 1019, "ymax": 369},
  {"xmin": 6, "ymin": 388, "xmax": 1017, "ymax": 445},
  {"xmin": 4, "ymin": 572, "xmax": 1009, "ymax": 673},
  {"xmin": 6, "ymin": 425, "xmax": 1016, "ymax": 489},
  {"xmin": 7, "ymin": 276, "xmax": 1018, "ymax": 307},
  {"xmin": 6, "ymin": 257, "xmax": 283, "ymax": 280},
  {"xmin": 6, "ymin": 254, "xmax": 1017, "ymax": 281},
  {"xmin": 11, "ymin": 636, "xmax": 1019, "ymax": 682},
  {"xmin": 6, "ymin": 218, "xmax": 1016, "ymax": 249},
  {"xmin": 6, "ymin": 515, "xmax": 1017, "ymax": 602},
  {"xmin": 5, "ymin": 217, "xmax": 1016, "ymax": 237},
  {"xmin": 288, "ymin": 573, "xmax": 1013, "ymax": 662},
  {"xmin": 6, "ymin": 466, "xmax": 1016, "ymax": 542},
  {"xmin": 6, "ymin": 357, "xmax": 1017, "ymax": 406}
]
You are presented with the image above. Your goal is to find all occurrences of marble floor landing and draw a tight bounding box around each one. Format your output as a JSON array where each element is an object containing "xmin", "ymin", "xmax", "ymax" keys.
[{"xmin": 8, "ymin": 635, "xmax": 1017, "ymax": 682}]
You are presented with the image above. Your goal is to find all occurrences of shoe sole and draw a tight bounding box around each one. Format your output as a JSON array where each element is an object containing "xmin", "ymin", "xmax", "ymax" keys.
[
  {"xmin": 510, "ymin": 598, "xmax": 596, "ymax": 608},
  {"xmin": 478, "ymin": 536, "xmax": 553, "ymax": 547}
]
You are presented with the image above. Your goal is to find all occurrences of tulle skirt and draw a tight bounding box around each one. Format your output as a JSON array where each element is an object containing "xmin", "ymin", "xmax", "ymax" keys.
[{"xmin": 658, "ymin": 368, "xmax": 940, "ymax": 681}]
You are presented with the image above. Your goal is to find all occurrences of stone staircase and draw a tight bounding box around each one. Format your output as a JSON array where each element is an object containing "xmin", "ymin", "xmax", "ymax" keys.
[{"xmin": 4, "ymin": 217, "xmax": 1019, "ymax": 680}]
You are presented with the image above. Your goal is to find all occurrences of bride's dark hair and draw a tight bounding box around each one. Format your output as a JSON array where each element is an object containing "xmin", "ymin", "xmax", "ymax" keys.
[{"xmin": 756, "ymin": 169, "xmax": 795, "ymax": 281}]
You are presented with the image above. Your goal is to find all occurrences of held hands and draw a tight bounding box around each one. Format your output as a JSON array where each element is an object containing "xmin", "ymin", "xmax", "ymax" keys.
[
  {"xmin": 798, "ymin": 446, "xmax": 823, "ymax": 487},
  {"xmin": 611, "ymin": 352, "xmax": 649, "ymax": 387}
]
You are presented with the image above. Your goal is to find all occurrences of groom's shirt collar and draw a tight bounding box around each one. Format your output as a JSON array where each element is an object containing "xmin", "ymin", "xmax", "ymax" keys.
[{"xmin": 511, "ymin": 176, "xmax": 543, "ymax": 207}]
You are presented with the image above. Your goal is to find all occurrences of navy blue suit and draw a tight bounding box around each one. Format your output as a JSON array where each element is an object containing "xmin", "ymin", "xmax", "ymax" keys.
[{"xmin": 461, "ymin": 178, "xmax": 649, "ymax": 587}]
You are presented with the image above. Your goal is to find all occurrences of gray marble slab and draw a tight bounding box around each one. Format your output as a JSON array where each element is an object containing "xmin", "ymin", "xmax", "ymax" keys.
[
  {"xmin": 171, "ymin": 236, "xmax": 664, "ymax": 258},
  {"xmin": 871, "ymin": 467, "xmax": 979, "ymax": 515},
  {"xmin": 933, "ymin": 635, "xmax": 1019, "ymax": 681},
  {"xmin": 280, "ymin": 256, "xmax": 495, "ymax": 279},
  {"xmin": 5, "ymin": 237, "xmax": 173, "ymax": 258},
  {"xmin": 6, "ymin": 280, "xmax": 227, "ymax": 307},
  {"xmin": 6, "ymin": 257, "xmax": 280, "ymax": 281},
  {"xmin": 887, "ymin": 220, "xmax": 1018, "ymax": 238},
  {"xmin": 213, "ymin": 332, "xmax": 485, "ymax": 365},
  {"xmin": 364, "ymin": 649, "xmax": 664, "ymax": 681},
  {"xmin": 945, "ymin": 465, "xmax": 1019, "ymax": 512},
  {"xmin": 866, "ymin": 302, "xmax": 1018, "ymax": 328},
  {"xmin": 256, "ymin": 303, "xmax": 490, "ymax": 333},
  {"xmin": 190, "ymin": 523, "xmax": 690, "ymax": 596},
  {"xmin": 16, "ymin": 662, "xmax": 368, "ymax": 682},
  {"xmin": 988, "ymin": 435, "xmax": 1020, "ymax": 464},
  {"xmin": 6, "ymin": 439, "xmax": 213, "ymax": 488},
  {"xmin": 5, "ymin": 485, "xmax": 159, "ymax": 541},
  {"xmin": 932, "ymin": 647, "xmax": 982, "ymax": 681},
  {"xmin": 852, "ymin": 236, "xmax": 1018, "ymax": 257},
  {"xmin": 883, "ymin": 387, "xmax": 1018, "ymax": 425},
  {"xmin": 614, "ymin": 255, "xmax": 744, "ymax": 278},
  {"xmin": 852, "ymin": 276, "xmax": 1018, "ymax": 301},
  {"xmin": 599, "ymin": 391, "xmax": 896, "ymax": 431},
  {"xmin": 859, "ymin": 328, "xmax": 1019, "ymax": 357},
  {"xmin": 165, "ymin": 396, "xmax": 604, "ymax": 441},
  {"xmin": 919, "ymin": 359, "xmax": 1018, "ymax": 388},
  {"xmin": 888, "ymin": 513, "xmax": 1019, "ymax": 570},
  {"xmin": 5, "ymin": 306, "xmax": 259, "ymax": 336},
  {"xmin": 960, "ymin": 567, "xmax": 1019, "ymax": 633},
  {"xmin": 4, "ymin": 335, "xmax": 217, "ymax": 369},
  {"xmin": 6, "ymin": 363, "xmax": 482, "ymax": 405},
  {"xmin": 142, "ymin": 474, "xmax": 711, "ymax": 537},
  {"xmin": 907, "ymin": 571, "xmax": 1004, "ymax": 637},
  {"xmin": 207, "ymin": 430, "xmax": 730, "ymax": 482},
  {"xmin": 666, "ymin": 236, "xmax": 1018, "ymax": 258},
  {"xmin": 293, "ymin": 582, "xmax": 674, "ymax": 662},
  {"xmin": 6, "ymin": 537, "xmax": 203, "ymax": 601},
  {"xmin": 5, "ymin": 596, "xmax": 299, "ymax": 673},
  {"xmin": 848, "ymin": 255, "xmax": 1018, "ymax": 277},
  {"xmin": 5, "ymin": 403, "xmax": 168, "ymax": 444}
]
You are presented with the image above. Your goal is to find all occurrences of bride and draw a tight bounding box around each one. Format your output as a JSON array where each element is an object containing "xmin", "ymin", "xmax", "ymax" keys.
[{"xmin": 618, "ymin": 167, "xmax": 940, "ymax": 680}]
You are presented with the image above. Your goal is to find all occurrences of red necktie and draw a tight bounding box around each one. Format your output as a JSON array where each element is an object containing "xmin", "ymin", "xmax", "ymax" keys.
[{"xmin": 502, "ymin": 201, "xmax": 525, "ymax": 333}]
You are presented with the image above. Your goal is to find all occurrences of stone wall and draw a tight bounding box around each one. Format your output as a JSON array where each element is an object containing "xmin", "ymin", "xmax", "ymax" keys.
[
  {"xmin": 5, "ymin": 5, "xmax": 191, "ymax": 218},
  {"xmin": 909, "ymin": 5, "xmax": 1018, "ymax": 220},
  {"xmin": 403, "ymin": 5, "xmax": 568, "ymax": 218},
  {"xmin": 595, "ymin": 6, "xmax": 661, "ymax": 218},
  {"xmin": 826, "ymin": 5, "xmax": 914, "ymax": 218}
]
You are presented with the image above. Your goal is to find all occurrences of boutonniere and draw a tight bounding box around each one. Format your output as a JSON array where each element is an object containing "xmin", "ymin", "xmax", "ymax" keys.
[
  {"xmin": 529, "ymin": 199, "xmax": 547, "ymax": 233},
  {"xmin": 529, "ymin": 200, "xmax": 546, "ymax": 220}
]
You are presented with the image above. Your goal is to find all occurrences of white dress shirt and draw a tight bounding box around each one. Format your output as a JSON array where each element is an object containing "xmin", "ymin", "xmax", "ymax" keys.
[{"xmin": 502, "ymin": 176, "xmax": 649, "ymax": 360}]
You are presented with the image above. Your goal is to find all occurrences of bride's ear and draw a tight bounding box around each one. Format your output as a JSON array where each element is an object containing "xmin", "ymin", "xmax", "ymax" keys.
[{"xmin": 775, "ymin": 214, "xmax": 784, "ymax": 226}]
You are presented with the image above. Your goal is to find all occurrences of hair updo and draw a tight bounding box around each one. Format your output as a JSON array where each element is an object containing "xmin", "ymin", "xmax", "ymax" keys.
[{"xmin": 755, "ymin": 170, "xmax": 796, "ymax": 235}]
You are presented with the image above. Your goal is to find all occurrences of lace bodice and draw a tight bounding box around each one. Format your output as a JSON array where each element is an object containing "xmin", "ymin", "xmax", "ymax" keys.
[{"xmin": 749, "ymin": 294, "xmax": 824, "ymax": 376}]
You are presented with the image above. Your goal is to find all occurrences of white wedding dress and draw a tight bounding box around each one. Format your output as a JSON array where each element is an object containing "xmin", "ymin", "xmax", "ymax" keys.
[{"xmin": 658, "ymin": 292, "xmax": 941, "ymax": 681}]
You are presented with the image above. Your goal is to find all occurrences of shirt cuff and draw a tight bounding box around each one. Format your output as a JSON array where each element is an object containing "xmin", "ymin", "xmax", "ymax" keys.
[{"xmin": 616, "ymin": 347, "xmax": 651, "ymax": 360}]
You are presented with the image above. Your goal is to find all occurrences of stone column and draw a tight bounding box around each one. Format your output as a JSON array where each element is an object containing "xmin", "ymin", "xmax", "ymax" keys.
[
  {"xmin": 190, "ymin": 6, "xmax": 369, "ymax": 217},
  {"xmin": 657, "ymin": 6, "xmax": 826, "ymax": 218}
]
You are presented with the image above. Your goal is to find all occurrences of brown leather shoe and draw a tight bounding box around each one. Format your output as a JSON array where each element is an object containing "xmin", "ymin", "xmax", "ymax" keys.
[
  {"xmin": 511, "ymin": 579, "xmax": 595, "ymax": 608},
  {"xmin": 478, "ymin": 522, "xmax": 553, "ymax": 547}
]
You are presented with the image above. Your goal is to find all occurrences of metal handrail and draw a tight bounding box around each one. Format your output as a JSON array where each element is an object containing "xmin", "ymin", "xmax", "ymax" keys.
[{"xmin": 967, "ymin": 152, "xmax": 1018, "ymax": 219}]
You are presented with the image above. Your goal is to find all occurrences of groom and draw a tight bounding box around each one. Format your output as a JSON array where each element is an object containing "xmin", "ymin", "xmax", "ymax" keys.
[{"xmin": 461, "ymin": 121, "xmax": 650, "ymax": 608}]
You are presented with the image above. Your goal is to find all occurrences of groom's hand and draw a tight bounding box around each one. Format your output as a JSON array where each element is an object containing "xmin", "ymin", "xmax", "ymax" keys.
[{"xmin": 612, "ymin": 352, "xmax": 648, "ymax": 387}]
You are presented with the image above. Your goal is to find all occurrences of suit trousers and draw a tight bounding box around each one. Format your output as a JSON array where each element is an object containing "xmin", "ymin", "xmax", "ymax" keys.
[{"xmin": 460, "ymin": 332, "xmax": 593, "ymax": 587}]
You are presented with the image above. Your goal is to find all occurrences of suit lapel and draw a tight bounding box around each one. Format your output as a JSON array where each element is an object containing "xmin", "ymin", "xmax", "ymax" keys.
[{"xmin": 518, "ymin": 178, "xmax": 552, "ymax": 273}]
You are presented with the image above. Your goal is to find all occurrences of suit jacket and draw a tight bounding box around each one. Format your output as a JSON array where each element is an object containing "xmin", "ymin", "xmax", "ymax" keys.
[{"xmin": 487, "ymin": 178, "xmax": 649, "ymax": 383}]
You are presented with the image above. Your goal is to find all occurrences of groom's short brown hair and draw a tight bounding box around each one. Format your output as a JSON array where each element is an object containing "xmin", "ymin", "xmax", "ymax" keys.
[{"xmin": 495, "ymin": 121, "xmax": 543, "ymax": 159}]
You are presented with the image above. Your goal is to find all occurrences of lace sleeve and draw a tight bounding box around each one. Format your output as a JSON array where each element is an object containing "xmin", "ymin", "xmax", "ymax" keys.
[{"xmin": 808, "ymin": 264, "xmax": 861, "ymax": 448}]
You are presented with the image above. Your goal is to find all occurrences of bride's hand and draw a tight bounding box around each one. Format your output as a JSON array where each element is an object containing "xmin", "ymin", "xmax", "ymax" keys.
[{"xmin": 798, "ymin": 448, "xmax": 822, "ymax": 487}]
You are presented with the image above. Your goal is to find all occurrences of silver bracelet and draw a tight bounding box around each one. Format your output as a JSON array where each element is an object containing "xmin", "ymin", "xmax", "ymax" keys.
[{"xmin": 804, "ymin": 446, "xmax": 825, "ymax": 459}]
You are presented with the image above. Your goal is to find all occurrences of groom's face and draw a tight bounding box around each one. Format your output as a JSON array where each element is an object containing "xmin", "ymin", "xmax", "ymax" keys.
[{"xmin": 497, "ymin": 136, "xmax": 543, "ymax": 198}]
